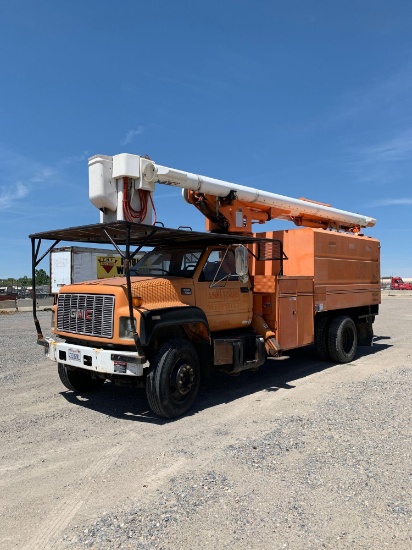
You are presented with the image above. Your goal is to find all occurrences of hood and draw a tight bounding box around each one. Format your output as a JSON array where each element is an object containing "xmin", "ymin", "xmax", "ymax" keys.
[
  {"xmin": 72, "ymin": 276, "xmax": 157, "ymax": 287},
  {"xmin": 69, "ymin": 276, "xmax": 193, "ymax": 309}
]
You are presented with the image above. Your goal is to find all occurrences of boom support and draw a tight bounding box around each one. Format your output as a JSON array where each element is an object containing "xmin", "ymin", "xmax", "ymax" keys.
[{"xmin": 89, "ymin": 154, "xmax": 376, "ymax": 234}]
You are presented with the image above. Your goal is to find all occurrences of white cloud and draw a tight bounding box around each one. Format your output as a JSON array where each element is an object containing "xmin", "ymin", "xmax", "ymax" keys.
[
  {"xmin": 30, "ymin": 167, "xmax": 56, "ymax": 183},
  {"xmin": 120, "ymin": 126, "xmax": 144, "ymax": 146},
  {"xmin": 0, "ymin": 144, "xmax": 63, "ymax": 211},
  {"xmin": 60, "ymin": 151, "xmax": 89, "ymax": 165},
  {"xmin": 359, "ymin": 130, "xmax": 412, "ymax": 163},
  {"xmin": 345, "ymin": 127, "xmax": 412, "ymax": 185},
  {"xmin": 332, "ymin": 62, "xmax": 412, "ymax": 124},
  {"xmin": 371, "ymin": 198, "xmax": 412, "ymax": 207},
  {"xmin": 0, "ymin": 182, "xmax": 29, "ymax": 209}
]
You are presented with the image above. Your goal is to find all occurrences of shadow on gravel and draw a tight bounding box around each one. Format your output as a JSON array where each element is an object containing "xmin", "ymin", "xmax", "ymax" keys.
[
  {"xmin": 373, "ymin": 335, "xmax": 392, "ymax": 342},
  {"xmin": 61, "ymin": 386, "xmax": 168, "ymax": 425},
  {"xmin": 60, "ymin": 341, "xmax": 391, "ymax": 423}
]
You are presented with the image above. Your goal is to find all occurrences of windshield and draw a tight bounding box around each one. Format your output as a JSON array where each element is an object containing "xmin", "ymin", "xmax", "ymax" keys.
[{"xmin": 130, "ymin": 248, "xmax": 204, "ymax": 278}]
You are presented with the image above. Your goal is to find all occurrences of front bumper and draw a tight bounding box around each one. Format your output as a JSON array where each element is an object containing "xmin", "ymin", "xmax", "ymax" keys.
[{"xmin": 41, "ymin": 338, "xmax": 148, "ymax": 377}]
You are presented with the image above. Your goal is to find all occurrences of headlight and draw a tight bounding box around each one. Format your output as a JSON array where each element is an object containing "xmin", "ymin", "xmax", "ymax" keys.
[{"xmin": 119, "ymin": 317, "xmax": 135, "ymax": 339}]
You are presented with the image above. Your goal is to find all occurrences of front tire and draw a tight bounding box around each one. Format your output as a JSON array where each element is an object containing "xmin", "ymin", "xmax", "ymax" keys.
[
  {"xmin": 58, "ymin": 363, "xmax": 105, "ymax": 392},
  {"xmin": 146, "ymin": 338, "xmax": 200, "ymax": 418},
  {"xmin": 327, "ymin": 316, "xmax": 357, "ymax": 363}
]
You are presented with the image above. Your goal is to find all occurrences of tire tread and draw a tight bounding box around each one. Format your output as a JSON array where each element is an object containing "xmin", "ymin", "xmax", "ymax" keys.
[
  {"xmin": 58, "ymin": 363, "xmax": 104, "ymax": 392},
  {"xmin": 327, "ymin": 316, "xmax": 357, "ymax": 363},
  {"xmin": 146, "ymin": 338, "xmax": 200, "ymax": 418},
  {"xmin": 314, "ymin": 315, "xmax": 331, "ymax": 361}
]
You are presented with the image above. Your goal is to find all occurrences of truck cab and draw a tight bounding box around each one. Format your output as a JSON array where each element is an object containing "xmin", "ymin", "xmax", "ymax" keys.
[
  {"xmin": 33, "ymin": 222, "xmax": 271, "ymax": 418},
  {"xmin": 390, "ymin": 277, "xmax": 412, "ymax": 290},
  {"xmin": 52, "ymin": 243, "xmax": 253, "ymax": 347},
  {"xmin": 131, "ymin": 245, "xmax": 252, "ymax": 330}
]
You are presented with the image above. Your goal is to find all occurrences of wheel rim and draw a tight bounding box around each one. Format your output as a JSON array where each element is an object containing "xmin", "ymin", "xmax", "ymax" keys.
[
  {"xmin": 169, "ymin": 360, "xmax": 195, "ymax": 400},
  {"xmin": 342, "ymin": 326, "xmax": 355, "ymax": 353}
]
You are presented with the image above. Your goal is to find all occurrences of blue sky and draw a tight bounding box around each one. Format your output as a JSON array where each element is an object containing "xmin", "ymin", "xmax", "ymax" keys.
[{"xmin": 1, "ymin": 0, "xmax": 412, "ymax": 278}]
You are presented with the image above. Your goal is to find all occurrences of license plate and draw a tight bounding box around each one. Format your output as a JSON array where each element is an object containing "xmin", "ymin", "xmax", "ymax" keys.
[{"xmin": 68, "ymin": 349, "xmax": 81, "ymax": 362}]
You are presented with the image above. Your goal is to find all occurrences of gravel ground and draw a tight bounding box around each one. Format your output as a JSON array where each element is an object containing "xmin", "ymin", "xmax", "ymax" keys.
[{"xmin": 0, "ymin": 299, "xmax": 411, "ymax": 549}]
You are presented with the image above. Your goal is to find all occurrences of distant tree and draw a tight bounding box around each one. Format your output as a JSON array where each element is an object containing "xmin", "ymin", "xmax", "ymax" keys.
[
  {"xmin": 18, "ymin": 275, "xmax": 32, "ymax": 287},
  {"xmin": 35, "ymin": 269, "xmax": 50, "ymax": 285},
  {"xmin": 0, "ymin": 278, "xmax": 15, "ymax": 286}
]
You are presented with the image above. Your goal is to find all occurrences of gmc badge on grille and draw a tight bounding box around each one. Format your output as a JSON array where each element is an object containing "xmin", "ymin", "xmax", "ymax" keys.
[{"xmin": 71, "ymin": 309, "xmax": 92, "ymax": 320}]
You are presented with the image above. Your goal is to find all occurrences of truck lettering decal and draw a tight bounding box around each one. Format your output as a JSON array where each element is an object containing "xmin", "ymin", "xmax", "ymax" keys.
[
  {"xmin": 207, "ymin": 288, "xmax": 239, "ymax": 302},
  {"xmin": 208, "ymin": 302, "xmax": 241, "ymax": 312}
]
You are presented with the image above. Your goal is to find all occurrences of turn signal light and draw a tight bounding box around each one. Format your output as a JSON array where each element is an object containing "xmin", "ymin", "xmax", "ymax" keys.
[{"xmin": 132, "ymin": 296, "xmax": 143, "ymax": 307}]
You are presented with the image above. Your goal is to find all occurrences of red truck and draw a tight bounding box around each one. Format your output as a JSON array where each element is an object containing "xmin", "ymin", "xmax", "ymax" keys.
[{"xmin": 390, "ymin": 277, "xmax": 412, "ymax": 290}]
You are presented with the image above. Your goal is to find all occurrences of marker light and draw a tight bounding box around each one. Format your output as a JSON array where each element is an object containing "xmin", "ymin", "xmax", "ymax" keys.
[{"xmin": 133, "ymin": 296, "xmax": 143, "ymax": 307}]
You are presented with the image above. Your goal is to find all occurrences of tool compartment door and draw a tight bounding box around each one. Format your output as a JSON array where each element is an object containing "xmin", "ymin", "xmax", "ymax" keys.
[{"xmin": 277, "ymin": 277, "xmax": 314, "ymax": 350}]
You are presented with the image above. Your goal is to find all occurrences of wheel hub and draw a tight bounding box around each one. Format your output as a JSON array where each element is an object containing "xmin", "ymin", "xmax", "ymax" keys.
[{"xmin": 170, "ymin": 362, "xmax": 194, "ymax": 397}]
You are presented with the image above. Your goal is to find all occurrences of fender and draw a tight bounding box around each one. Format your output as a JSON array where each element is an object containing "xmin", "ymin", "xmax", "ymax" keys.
[{"xmin": 138, "ymin": 306, "xmax": 211, "ymax": 346}]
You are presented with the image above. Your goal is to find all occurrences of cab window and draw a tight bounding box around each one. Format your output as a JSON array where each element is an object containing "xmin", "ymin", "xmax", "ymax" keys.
[
  {"xmin": 200, "ymin": 249, "xmax": 237, "ymax": 282},
  {"xmin": 131, "ymin": 249, "xmax": 203, "ymax": 277}
]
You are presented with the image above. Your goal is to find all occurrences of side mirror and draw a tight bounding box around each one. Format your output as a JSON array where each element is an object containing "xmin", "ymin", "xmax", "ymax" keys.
[{"xmin": 235, "ymin": 246, "xmax": 249, "ymax": 282}]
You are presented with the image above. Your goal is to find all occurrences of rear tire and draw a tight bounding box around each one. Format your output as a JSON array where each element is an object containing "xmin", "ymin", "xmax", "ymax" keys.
[
  {"xmin": 327, "ymin": 316, "xmax": 357, "ymax": 363},
  {"xmin": 58, "ymin": 363, "xmax": 105, "ymax": 392},
  {"xmin": 314, "ymin": 315, "xmax": 331, "ymax": 360},
  {"xmin": 146, "ymin": 338, "xmax": 200, "ymax": 419}
]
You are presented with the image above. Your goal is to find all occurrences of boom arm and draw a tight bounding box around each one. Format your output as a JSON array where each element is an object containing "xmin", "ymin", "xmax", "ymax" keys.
[{"xmin": 89, "ymin": 153, "xmax": 376, "ymax": 234}]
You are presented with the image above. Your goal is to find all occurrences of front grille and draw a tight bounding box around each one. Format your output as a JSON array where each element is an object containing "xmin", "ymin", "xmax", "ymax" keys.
[{"xmin": 57, "ymin": 294, "xmax": 115, "ymax": 338}]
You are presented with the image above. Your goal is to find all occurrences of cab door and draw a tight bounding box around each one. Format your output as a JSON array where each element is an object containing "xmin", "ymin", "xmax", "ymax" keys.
[{"xmin": 194, "ymin": 247, "xmax": 253, "ymax": 332}]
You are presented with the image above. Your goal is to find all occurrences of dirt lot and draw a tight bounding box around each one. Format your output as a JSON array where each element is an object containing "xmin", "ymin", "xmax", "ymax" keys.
[{"xmin": 0, "ymin": 297, "xmax": 411, "ymax": 549}]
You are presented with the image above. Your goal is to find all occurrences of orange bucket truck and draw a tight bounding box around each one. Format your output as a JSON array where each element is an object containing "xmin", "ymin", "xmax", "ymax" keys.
[{"xmin": 31, "ymin": 154, "xmax": 380, "ymax": 417}]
